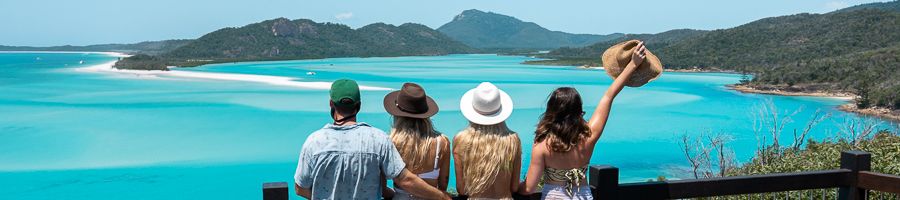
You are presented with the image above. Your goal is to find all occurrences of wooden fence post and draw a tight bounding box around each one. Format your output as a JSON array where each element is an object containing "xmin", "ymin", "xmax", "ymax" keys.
[
  {"xmin": 838, "ymin": 150, "xmax": 871, "ymax": 200},
  {"xmin": 590, "ymin": 165, "xmax": 619, "ymax": 200},
  {"xmin": 263, "ymin": 182, "xmax": 289, "ymax": 200}
]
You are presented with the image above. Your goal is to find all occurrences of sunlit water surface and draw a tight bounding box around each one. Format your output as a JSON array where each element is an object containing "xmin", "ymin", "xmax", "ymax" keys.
[{"xmin": 0, "ymin": 53, "xmax": 885, "ymax": 199}]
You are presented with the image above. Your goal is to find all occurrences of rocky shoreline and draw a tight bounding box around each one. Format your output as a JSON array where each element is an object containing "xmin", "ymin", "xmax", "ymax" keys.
[
  {"xmin": 728, "ymin": 84, "xmax": 900, "ymax": 122},
  {"xmin": 838, "ymin": 104, "xmax": 900, "ymax": 122}
]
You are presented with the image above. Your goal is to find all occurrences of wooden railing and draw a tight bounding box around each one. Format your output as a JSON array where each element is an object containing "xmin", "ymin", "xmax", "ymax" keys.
[{"xmin": 262, "ymin": 151, "xmax": 900, "ymax": 200}]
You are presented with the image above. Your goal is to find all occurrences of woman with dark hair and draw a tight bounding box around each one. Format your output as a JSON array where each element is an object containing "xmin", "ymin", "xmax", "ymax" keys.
[{"xmin": 518, "ymin": 41, "xmax": 659, "ymax": 199}]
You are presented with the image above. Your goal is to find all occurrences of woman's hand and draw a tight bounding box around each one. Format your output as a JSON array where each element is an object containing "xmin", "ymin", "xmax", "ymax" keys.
[{"xmin": 631, "ymin": 41, "xmax": 647, "ymax": 67}]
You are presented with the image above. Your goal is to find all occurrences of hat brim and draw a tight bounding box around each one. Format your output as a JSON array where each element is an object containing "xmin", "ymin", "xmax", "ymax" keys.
[
  {"xmin": 383, "ymin": 91, "xmax": 439, "ymax": 119},
  {"xmin": 459, "ymin": 88, "xmax": 514, "ymax": 125},
  {"xmin": 601, "ymin": 40, "xmax": 664, "ymax": 87}
]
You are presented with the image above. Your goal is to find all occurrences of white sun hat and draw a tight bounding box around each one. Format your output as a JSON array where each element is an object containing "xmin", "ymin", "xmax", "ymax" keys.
[{"xmin": 459, "ymin": 82, "xmax": 514, "ymax": 125}]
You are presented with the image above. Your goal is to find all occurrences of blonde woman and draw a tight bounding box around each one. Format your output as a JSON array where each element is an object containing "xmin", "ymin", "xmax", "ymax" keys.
[
  {"xmin": 383, "ymin": 83, "xmax": 451, "ymax": 199},
  {"xmin": 518, "ymin": 41, "xmax": 659, "ymax": 199},
  {"xmin": 453, "ymin": 82, "xmax": 522, "ymax": 199}
]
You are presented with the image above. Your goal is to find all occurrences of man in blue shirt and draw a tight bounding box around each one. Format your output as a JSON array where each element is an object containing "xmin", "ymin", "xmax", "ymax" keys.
[{"xmin": 294, "ymin": 79, "xmax": 450, "ymax": 199}]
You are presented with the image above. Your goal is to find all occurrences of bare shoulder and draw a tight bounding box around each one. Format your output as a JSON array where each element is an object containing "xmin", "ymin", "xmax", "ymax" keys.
[
  {"xmin": 452, "ymin": 134, "xmax": 465, "ymax": 154},
  {"xmin": 452, "ymin": 132, "xmax": 464, "ymax": 142},
  {"xmin": 439, "ymin": 135, "xmax": 451, "ymax": 152}
]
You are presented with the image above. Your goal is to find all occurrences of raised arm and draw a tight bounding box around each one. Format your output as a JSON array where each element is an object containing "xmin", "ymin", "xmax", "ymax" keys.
[{"xmin": 586, "ymin": 41, "xmax": 647, "ymax": 145}]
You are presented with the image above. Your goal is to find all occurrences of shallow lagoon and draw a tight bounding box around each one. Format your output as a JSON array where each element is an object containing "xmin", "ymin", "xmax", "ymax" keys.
[{"xmin": 0, "ymin": 53, "xmax": 882, "ymax": 199}]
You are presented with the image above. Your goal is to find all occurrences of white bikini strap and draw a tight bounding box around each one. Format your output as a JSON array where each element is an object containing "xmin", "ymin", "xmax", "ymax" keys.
[{"xmin": 433, "ymin": 137, "xmax": 441, "ymax": 169}]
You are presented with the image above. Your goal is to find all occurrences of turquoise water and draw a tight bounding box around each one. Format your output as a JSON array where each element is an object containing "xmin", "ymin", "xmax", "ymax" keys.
[{"xmin": 0, "ymin": 52, "xmax": 885, "ymax": 199}]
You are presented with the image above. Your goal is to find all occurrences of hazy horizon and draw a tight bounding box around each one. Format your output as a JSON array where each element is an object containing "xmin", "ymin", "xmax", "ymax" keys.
[{"xmin": 0, "ymin": 0, "xmax": 888, "ymax": 46}]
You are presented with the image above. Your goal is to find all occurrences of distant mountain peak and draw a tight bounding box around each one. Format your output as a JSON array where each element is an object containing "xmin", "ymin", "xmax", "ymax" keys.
[
  {"xmin": 438, "ymin": 9, "xmax": 621, "ymax": 49},
  {"xmin": 264, "ymin": 17, "xmax": 291, "ymax": 24},
  {"xmin": 461, "ymin": 9, "xmax": 485, "ymax": 14},
  {"xmin": 455, "ymin": 9, "xmax": 486, "ymax": 20},
  {"xmin": 452, "ymin": 9, "xmax": 521, "ymax": 23}
]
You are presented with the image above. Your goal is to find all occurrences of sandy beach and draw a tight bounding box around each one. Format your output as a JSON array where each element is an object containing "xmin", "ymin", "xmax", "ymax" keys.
[
  {"xmin": 76, "ymin": 58, "xmax": 391, "ymax": 91},
  {"xmin": 728, "ymin": 84, "xmax": 854, "ymax": 100}
]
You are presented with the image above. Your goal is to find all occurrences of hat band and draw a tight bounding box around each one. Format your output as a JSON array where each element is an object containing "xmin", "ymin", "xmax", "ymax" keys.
[
  {"xmin": 474, "ymin": 104, "xmax": 501, "ymax": 116},
  {"xmin": 396, "ymin": 102, "xmax": 426, "ymax": 114}
]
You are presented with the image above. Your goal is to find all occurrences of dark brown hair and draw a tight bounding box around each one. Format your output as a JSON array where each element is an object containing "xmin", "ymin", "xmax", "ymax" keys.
[{"xmin": 535, "ymin": 87, "xmax": 590, "ymax": 152}]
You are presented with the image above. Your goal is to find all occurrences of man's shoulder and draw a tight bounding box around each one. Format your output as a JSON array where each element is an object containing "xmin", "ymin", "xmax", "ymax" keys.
[
  {"xmin": 354, "ymin": 123, "xmax": 387, "ymax": 135},
  {"xmin": 306, "ymin": 123, "xmax": 390, "ymax": 143},
  {"xmin": 305, "ymin": 128, "xmax": 330, "ymax": 140},
  {"xmin": 351, "ymin": 123, "xmax": 392, "ymax": 143}
]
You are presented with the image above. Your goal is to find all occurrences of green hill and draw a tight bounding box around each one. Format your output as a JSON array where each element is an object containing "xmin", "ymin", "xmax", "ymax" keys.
[
  {"xmin": 657, "ymin": 9, "xmax": 900, "ymax": 69},
  {"xmin": 534, "ymin": 1, "xmax": 900, "ymax": 110},
  {"xmin": 437, "ymin": 9, "xmax": 622, "ymax": 49},
  {"xmin": 164, "ymin": 18, "xmax": 473, "ymax": 60},
  {"xmin": 116, "ymin": 18, "xmax": 475, "ymax": 70},
  {"xmin": 750, "ymin": 44, "xmax": 900, "ymax": 109},
  {"xmin": 836, "ymin": 0, "xmax": 900, "ymax": 13}
]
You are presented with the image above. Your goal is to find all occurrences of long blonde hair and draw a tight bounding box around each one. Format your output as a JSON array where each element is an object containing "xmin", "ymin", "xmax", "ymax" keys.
[
  {"xmin": 454, "ymin": 122, "xmax": 520, "ymax": 195},
  {"xmin": 389, "ymin": 116, "xmax": 442, "ymax": 170}
]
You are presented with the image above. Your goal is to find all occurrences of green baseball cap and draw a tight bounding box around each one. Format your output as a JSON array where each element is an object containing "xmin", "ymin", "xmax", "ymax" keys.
[{"xmin": 330, "ymin": 79, "xmax": 360, "ymax": 107}]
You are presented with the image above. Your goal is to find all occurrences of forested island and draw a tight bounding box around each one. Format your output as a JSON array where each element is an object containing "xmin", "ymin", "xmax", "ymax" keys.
[
  {"xmin": 112, "ymin": 18, "xmax": 475, "ymax": 71},
  {"xmin": 529, "ymin": 1, "xmax": 900, "ymax": 117}
]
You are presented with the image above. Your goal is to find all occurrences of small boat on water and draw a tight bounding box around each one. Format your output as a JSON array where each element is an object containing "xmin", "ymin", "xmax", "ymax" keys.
[
  {"xmin": 79, "ymin": 60, "xmax": 84, "ymax": 64},
  {"xmin": 306, "ymin": 71, "xmax": 316, "ymax": 75}
]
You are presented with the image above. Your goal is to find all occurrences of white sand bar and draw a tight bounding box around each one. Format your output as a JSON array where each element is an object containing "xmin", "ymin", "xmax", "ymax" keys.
[{"xmin": 77, "ymin": 60, "xmax": 391, "ymax": 91}]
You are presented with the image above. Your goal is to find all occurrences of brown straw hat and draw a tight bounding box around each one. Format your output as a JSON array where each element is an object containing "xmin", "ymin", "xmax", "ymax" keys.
[
  {"xmin": 601, "ymin": 40, "xmax": 663, "ymax": 87},
  {"xmin": 383, "ymin": 82, "xmax": 439, "ymax": 118}
]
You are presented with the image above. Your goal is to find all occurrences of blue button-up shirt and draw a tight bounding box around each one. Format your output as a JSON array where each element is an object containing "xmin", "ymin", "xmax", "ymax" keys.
[{"xmin": 294, "ymin": 122, "xmax": 406, "ymax": 199}]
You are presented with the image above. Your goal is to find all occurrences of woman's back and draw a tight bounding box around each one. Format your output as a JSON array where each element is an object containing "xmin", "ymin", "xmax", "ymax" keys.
[
  {"xmin": 519, "ymin": 41, "xmax": 653, "ymax": 199},
  {"xmin": 452, "ymin": 123, "xmax": 521, "ymax": 199},
  {"xmin": 394, "ymin": 135, "xmax": 450, "ymax": 188},
  {"xmin": 386, "ymin": 115, "xmax": 450, "ymax": 199},
  {"xmin": 471, "ymin": 169, "xmax": 514, "ymax": 198},
  {"xmin": 538, "ymin": 139, "xmax": 593, "ymax": 171}
]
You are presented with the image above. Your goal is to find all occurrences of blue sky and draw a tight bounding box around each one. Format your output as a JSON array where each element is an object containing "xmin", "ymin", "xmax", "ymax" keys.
[{"xmin": 0, "ymin": 0, "xmax": 886, "ymax": 46}]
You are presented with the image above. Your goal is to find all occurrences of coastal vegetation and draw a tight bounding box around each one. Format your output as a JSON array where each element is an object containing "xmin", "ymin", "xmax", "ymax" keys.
[
  {"xmin": 749, "ymin": 45, "xmax": 900, "ymax": 110},
  {"xmin": 111, "ymin": 54, "xmax": 168, "ymax": 71},
  {"xmin": 678, "ymin": 100, "xmax": 899, "ymax": 199},
  {"xmin": 681, "ymin": 130, "xmax": 900, "ymax": 199}
]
